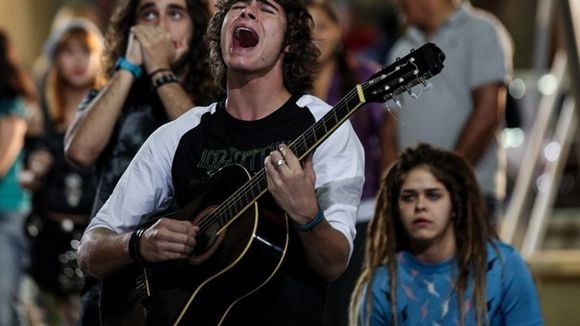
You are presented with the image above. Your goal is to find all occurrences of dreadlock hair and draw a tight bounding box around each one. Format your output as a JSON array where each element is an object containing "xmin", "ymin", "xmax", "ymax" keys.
[
  {"xmin": 349, "ymin": 143, "xmax": 498, "ymax": 326},
  {"xmin": 103, "ymin": 0, "xmax": 216, "ymax": 104},
  {"xmin": 206, "ymin": 0, "xmax": 320, "ymax": 93}
]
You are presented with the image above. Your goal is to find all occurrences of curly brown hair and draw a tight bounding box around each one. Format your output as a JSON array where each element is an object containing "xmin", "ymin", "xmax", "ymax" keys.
[
  {"xmin": 103, "ymin": 0, "xmax": 216, "ymax": 104},
  {"xmin": 350, "ymin": 143, "xmax": 498, "ymax": 326},
  {"xmin": 206, "ymin": 0, "xmax": 320, "ymax": 93}
]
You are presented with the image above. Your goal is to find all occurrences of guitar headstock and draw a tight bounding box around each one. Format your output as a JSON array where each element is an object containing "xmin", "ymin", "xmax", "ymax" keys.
[{"xmin": 361, "ymin": 43, "xmax": 445, "ymax": 104}]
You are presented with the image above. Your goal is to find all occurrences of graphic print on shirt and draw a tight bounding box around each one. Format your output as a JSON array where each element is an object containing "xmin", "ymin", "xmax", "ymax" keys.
[
  {"xmin": 197, "ymin": 144, "xmax": 286, "ymax": 175},
  {"xmin": 171, "ymin": 95, "xmax": 314, "ymax": 207}
]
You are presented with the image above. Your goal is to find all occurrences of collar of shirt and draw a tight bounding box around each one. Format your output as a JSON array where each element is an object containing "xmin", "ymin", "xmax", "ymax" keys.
[{"xmin": 407, "ymin": 2, "xmax": 471, "ymax": 44}]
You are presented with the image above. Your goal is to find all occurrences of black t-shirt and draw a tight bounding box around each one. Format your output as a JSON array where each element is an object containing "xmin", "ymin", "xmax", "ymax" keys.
[
  {"xmin": 33, "ymin": 131, "xmax": 97, "ymax": 215},
  {"xmin": 78, "ymin": 86, "xmax": 169, "ymax": 216},
  {"xmin": 170, "ymin": 95, "xmax": 325, "ymax": 324}
]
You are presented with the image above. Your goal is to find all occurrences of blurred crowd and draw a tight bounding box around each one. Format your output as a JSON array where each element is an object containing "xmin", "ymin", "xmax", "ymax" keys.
[{"xmin": 0, "ymin": 0, "xmax": 525, "ymax": 325}]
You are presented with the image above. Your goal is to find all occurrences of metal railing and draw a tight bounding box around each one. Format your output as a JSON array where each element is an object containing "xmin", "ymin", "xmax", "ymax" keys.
[{"xmin": 500, "ymin": 0, "xmax": 580, "ymax": 258}]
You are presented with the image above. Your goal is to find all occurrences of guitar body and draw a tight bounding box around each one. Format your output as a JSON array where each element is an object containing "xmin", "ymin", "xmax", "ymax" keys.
[{"xmin": 100, "ymin": 165, "xmax": 289, "ymax": 325}]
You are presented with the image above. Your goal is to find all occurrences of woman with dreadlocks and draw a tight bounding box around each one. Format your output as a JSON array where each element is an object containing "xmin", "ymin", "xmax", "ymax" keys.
[{"xmin": 349, "ymin": 144, "xmax": 543, "ymax": 325}]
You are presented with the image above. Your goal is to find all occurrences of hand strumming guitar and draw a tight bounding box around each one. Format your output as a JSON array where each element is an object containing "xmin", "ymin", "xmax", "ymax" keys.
[{"xmin": 139, "ymin": 218, "xmax": 199, "ymax": 262}]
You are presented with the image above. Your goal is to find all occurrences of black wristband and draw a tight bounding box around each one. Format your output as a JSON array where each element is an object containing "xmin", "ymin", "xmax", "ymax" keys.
[
  {"xmin": 128, "ymin": 226, "xmax": 147, "ymax": 263},
  {"xmin": 152, "ymin": 73, "xmax": 178, "ymax": 90},
  {"xmin": 148, "ymin": 68, "xmax": 171, "ymax": 78}
]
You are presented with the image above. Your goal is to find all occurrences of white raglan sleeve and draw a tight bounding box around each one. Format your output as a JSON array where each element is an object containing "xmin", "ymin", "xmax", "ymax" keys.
[
  {"xmin": 85, "ymin": 107, "xmax": 211, "ymax": 234},
  {"xmin": 303, "ymin": 96, "xmax": 365, "ymax": 258}
]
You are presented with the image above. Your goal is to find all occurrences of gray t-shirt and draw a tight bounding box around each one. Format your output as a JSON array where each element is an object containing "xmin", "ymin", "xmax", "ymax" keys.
[{"xmin": 388, "ymin": 2, "xmax": 513, "ymax": 198}]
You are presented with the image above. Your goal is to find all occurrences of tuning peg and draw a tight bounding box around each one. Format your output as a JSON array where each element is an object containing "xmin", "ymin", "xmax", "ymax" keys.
[
  {"xmin": 405, "ymin": 86, "xmax": 418, "ymax": 99},
  {"xmin": 420, "ymin": 78, "xmax": 433, "ymax": 91},
  {"xmin": 382, "ymin": 94, "xmax": 402, "ymax": 113},
  {"xmin": 402, "ymin": 78, "xmax": 434, "ymax": 100},
  {"xmin": 392, "ymin": 94, "xmax": 402, "ymax": 108}
]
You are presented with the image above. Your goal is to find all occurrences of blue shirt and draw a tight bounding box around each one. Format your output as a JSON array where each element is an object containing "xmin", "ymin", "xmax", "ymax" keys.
[{"xmin": 358, "ymin": 241, "xmax": 543, "ymax": 325}]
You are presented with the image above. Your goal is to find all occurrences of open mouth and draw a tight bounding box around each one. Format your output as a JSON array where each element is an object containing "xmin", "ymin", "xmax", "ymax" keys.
[{"xmin": 233, "ymin": 27, "xmax": 259, "ymax": 48}]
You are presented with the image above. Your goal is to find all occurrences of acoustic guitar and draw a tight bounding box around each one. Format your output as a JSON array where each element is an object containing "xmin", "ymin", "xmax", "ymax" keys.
[{"xmin": 99, "ymin": 42, "xmax": 446, "ymax": 326}]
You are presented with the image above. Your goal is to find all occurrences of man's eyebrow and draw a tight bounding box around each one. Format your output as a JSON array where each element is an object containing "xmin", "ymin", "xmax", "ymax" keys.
[
  {"xmin": 137, "ymin": 2, "xmax": 188, "ymax": 12},
  {"xmin": 260, "ymin": 0, "xmax": 280, "ymax": 12},
  {"xmin": 167, "ymin": 3, "xmax": 188, "ymax": 11},
  {"xmin": 137, "ymin": 2, "xmax": 156, "ymax": 12}
]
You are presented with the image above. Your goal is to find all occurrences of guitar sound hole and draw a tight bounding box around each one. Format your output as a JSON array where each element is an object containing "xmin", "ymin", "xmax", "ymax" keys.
[{"xmin": 186, "ymin": 206, "xmax": 225, "ymax": 265}]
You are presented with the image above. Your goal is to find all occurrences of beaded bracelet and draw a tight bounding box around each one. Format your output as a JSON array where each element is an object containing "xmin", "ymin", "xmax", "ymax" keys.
[
  {"xmin": 294, "ymin": 209, "xmax": 325, "ymax": 232},
  {"xmin": 152, "ymin": 73, "xmax": 178, "ymax": 90},
  {"xmin": 128, "ymin": 226, "xmax": 147, "ymax": 263}
]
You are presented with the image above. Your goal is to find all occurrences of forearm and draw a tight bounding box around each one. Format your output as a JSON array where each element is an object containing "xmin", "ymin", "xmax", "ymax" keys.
[
  {"xmin": 298, "ymin": 221, "xmax": 350, "ymax": 281},
  {"xmin": 77, "ymin": 227, "xmax": 133, "ymax": 279},
  {"xmin": 0, "ymin": 143, "xmax": 23, "ymax": 177},
  {"xmin": 25, "ymin": 102, "xmax": 44, "ymax": 137},
  {"xmin": 0, "ymin": 118, "xmax": 26, "ymax": 177},
  {"xmin": 65, "ymin": 71, "xmax": 134, "ymax": 167},
  {"xmin": 455, "ymin": 85, "xmax": 506, "ymax": 164},
  {"xmin": 454, "ymin": 117, "xmax": 497, "ymax": 163},
  {"xmin": 155, "ymin": 81, "xmax": 194, "ymax": 120}
]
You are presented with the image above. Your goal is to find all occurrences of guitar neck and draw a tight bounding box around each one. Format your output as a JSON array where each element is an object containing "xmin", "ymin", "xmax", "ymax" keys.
[
  {"xmin": 208, "ymin": 42, "xmax": 446, "ymax": 232},
  {"xmin": 289, "ymin": 88, "xmax": 366, "ymax": 160}
]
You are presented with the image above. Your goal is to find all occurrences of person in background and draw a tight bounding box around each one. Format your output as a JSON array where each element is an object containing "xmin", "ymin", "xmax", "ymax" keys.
[
  {"xmin": 383, "ymin": 0, "xmax": 513, "ymax": 223},
  {"xmin": 76, "ymin": 0, "xmax": 364, "ymax": 324},
  {"xmin": 350, "ymin": 143, "xmax": 543, "ymax": 325},
  {"xmin": 20, "ymin": 18, "xmax": 105, "ymax": 326},
  {"xmin": 31, "ymin": 1, "xmax": 106, "ymax": 82},
  {"xmin": 0, "ymin": 28, "xmax": 38, "ymax": 326},
  {"xmin": 342, "ymin": 3, "xmax": 399, "ymax": 66},
  {"xmin": 63, "ymin": 0, "xmax": 218, "ymax": 324},
  {"xmin": 304, "ymin": 1, "xmax": 387, "ymax": 325}
]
